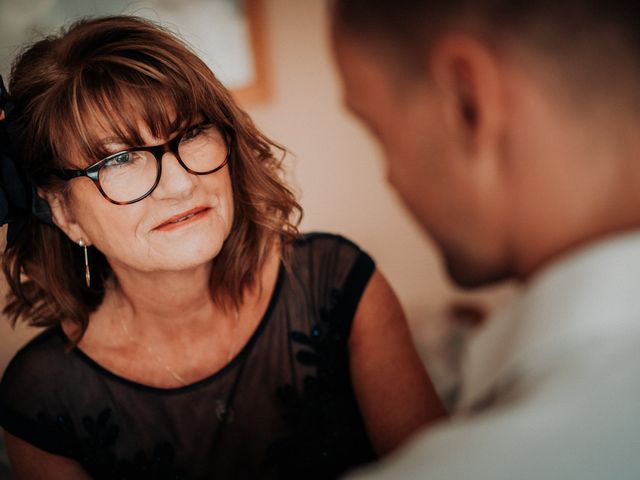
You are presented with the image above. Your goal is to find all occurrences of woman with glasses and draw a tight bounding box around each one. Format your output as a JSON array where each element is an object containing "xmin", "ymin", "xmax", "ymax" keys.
[{"xmin": 0, "ymin": 16, "xmax": 446, "ymax": 479}]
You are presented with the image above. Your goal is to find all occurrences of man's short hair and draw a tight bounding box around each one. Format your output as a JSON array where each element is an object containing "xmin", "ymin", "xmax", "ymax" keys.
[{"xmin": 332, "ymin": 0, "xmax": 640, "ymax": 88}]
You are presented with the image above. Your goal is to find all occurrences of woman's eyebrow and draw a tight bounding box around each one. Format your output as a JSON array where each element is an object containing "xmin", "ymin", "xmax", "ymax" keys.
[
  {"xmin": 99, "ymin": 136, "xmax": 126, "ymax": 147},
  {"xmin": 97, "ymin": 119, "xmax": 200, "ymax": 150}
]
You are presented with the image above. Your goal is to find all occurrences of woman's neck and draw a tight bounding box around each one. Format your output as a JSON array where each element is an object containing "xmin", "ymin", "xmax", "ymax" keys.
[
  {"xmin": 85, "ymin": 261, "xmax": 230, "ymax": 349},
  {"xmin": 71, "ymin": 239, "xmax": 280, "ymax": 350},
  {"xmin": 116, "ymin": 262, "xmax": 215, "ymax": 322}
]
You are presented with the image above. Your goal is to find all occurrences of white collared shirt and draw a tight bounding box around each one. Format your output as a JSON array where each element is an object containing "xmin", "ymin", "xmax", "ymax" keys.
[{"xmin": 349, "ymin": 231, "xmax": 640, "ymax": 479}]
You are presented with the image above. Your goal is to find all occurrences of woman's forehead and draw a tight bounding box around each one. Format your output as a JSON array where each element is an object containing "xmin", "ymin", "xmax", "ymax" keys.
[
  {"xmin": 94, "ymin": 122, "xmax": 167, "ymax": 148},
  {"xmin": 61, "ymin": 87, "xmax": 207, "ymax": 166},
  {"xmin": 86, "ymin": 108, "xmax": 187, "ymax": 149},
  {"xmin": 82, "ymin": 90, "xmax": 188, "ymax": 135}
]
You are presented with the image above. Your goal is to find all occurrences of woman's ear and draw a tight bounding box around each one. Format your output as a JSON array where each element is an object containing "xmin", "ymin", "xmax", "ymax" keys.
[{"xmin": 40, "ymin": 189, "xmax": 90, "ymax": 245}]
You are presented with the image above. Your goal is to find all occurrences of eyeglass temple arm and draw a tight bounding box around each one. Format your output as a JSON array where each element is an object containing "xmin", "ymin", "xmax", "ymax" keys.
[{"xmin": 52, "ymin": 169, "xmax": 97, "ymax": 181}]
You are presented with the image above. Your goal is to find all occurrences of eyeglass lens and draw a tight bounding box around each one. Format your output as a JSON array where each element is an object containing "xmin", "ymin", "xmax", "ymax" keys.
[{"xmin": 98, "ymin": 124, "xmax": 227, "ymax": 203}]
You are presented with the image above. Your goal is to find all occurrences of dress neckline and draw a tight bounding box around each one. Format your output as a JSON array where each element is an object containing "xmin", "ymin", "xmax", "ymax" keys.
[{"xmin": 62, "ymin": 262, "xmax": 285, "ymax": 395}]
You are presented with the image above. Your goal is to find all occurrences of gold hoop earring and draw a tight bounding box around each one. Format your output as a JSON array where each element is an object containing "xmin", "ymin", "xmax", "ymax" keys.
[{"xmin": 78, "ymin": 239, "xmax": 90, "ymax": 287}]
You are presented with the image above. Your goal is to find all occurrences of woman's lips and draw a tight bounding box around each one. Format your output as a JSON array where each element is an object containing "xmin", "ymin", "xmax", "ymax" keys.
[{"xmin": 153, "ymin": 207, "xmax": 210, "ymax": 231}]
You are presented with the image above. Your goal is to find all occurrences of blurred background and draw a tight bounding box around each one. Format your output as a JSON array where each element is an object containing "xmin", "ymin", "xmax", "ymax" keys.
[{"xmin": 0, "ymin": 0, "xmax": 516, "ymax": 403}]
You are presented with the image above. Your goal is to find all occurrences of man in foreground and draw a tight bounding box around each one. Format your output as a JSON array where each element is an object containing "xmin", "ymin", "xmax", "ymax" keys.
[{"xmin": 331, "ymin": 1, "xmax": 640, "ymax": 478}]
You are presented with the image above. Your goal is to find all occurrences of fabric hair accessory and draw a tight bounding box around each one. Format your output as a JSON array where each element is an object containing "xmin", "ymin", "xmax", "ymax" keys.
[{"xmin": 0, "ymin": 74, "xmax": 54, "ymax": 248}]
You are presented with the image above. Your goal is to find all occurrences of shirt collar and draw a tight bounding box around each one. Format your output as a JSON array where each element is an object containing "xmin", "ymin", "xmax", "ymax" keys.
[{"xmin": 458, "ymin": 229, "xmax": 640, "ymax": 411}]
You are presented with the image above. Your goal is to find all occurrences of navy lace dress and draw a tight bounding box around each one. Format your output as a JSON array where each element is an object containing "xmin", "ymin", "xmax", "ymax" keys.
[{"xmin": 0, "ymin": 233, "xmax": 377, "ymax": 479}]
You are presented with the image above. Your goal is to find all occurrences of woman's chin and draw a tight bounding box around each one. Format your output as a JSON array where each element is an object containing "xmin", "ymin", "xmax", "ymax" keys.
[
  {"xmin": 142, "ymin": 251, "xmax": 219, "ymax": 273},
  {"xmin": 128, "ymin": 231, "xmax": 227, "ymax": 273}
]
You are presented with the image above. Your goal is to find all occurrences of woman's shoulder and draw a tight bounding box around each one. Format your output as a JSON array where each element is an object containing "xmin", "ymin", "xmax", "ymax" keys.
[
  {"xmin": 3, "ymin": 326, "xmax": 68, "ymax": 372},
  {"xmin": 0, "ymin": 326, "xmax": 73, "ymax": 401},
  {"xmin": 294, "ymin": 231, "xmax": 363, "ymax": 251},
  {"xmin": 294, "ymin": 232, "xmax": 370, "ymax": 261},
  {"xmin": 288, "ymin": 231, "xmax": 376, "ymax": 302},
  {"xmin": 0, "ymin": 326, "xmax": 86, "ymax": 457}
]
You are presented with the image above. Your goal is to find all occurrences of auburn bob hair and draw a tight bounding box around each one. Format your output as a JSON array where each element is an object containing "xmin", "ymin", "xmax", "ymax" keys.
[{"xmin": 2, "ymin": 15, "xmax": 302, "ymax": 343}]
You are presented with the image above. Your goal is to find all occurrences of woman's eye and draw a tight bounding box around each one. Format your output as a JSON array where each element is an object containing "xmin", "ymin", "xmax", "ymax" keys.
[
  {"xmin": 183, "ymin": 126, "xmax": 203, "ymax": 141},
  {"xmin": 106, "ymin": 152, "xmax": 129, "ymax": 165},
  {"xmin": 182, "ymin": 124, "xmax": 213, "ymax": 142},
  {"xmin": 104, "ymin": 152, "xmax": 131, "ymax": 168}
]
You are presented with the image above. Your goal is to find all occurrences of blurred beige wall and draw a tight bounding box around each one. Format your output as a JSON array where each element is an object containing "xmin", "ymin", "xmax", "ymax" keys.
[{"xmin": 0, "ymin": 0, "xmax": 514, "ymax": 375}]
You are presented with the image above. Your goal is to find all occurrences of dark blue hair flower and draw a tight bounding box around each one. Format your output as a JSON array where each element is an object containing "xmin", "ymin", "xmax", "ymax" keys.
[{"xmin": 0, "ymin": 74, "xmax": 53, "ymax": 248}]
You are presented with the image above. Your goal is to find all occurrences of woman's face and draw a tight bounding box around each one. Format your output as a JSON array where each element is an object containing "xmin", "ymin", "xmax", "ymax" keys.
[{"xmin": 57, "ymin": 117, "xmax": 235, "ymax": 275}]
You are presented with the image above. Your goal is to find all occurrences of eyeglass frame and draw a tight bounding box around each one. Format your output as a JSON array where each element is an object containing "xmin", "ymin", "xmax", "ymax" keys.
[{"xmin": 52, "ymin": 121, "xmax": 230, "ymax": 205}]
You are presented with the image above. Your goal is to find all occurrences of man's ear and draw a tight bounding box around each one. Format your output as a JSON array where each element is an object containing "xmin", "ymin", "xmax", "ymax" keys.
[
  {"xmin": 40, "ymin": 189, "xmax": 90, "ymax": 245},
  {"xmin": 429, "ymin": 33, "xmax": 504, "ymax": 162}
]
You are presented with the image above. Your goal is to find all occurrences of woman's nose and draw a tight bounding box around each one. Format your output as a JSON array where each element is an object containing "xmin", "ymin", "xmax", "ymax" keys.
[{"xmin": 151, "ymin": 151, "xmax": 197, "ymax": 201}]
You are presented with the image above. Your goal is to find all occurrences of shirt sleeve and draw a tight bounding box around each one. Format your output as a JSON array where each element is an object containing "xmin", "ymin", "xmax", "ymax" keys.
[{"xmin": 345, "ymin": 334, "xmax": 640, "ymax": 480}]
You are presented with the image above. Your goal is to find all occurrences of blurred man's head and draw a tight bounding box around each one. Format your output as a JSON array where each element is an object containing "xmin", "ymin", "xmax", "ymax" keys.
[{"xmin": 331, "ymin": 1, "xmax": 640, "ymax": 287}]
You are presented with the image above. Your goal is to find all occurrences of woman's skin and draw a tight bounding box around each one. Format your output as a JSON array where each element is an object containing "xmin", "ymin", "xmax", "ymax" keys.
[{"xmin": 5, "ymin": 114, "xmax": 447, "ymax": 479}]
